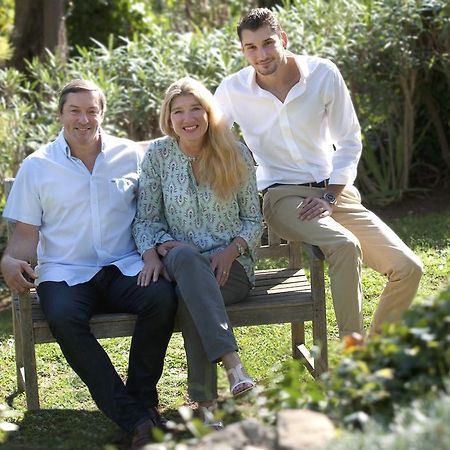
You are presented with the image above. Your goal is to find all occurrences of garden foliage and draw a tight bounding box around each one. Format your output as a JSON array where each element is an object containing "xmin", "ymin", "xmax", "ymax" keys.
[
  {"xmin": 0, "ymin": 0, "xmax": 448, "ymax": 204},
  {"xmin": 264, "ymin": 283, "xmax": 450, "ymax": 427}
]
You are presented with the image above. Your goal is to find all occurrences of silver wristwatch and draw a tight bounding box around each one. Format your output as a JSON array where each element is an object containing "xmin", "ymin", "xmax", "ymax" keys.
[{"xmin": 322, "ymin": 192, "xmax": 337, "ymax": 205}]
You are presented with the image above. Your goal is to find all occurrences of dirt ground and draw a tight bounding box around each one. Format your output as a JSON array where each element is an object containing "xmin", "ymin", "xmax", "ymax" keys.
[{"xmin": 368, "ymin": 187, "xmax": 450, "ymax": 220}]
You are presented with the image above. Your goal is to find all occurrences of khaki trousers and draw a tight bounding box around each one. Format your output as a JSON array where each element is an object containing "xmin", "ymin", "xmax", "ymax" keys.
[{"xmin": 263, "ymin": 185, "xmax": 423, "ymax": 337}]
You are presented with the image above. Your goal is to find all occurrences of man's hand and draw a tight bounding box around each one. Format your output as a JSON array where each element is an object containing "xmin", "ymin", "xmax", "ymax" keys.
[
  {"xmin": 156, "ymin": 240, "xmax": 196, "ymax": 257},
  {"xmin": 298, "ymin": 196, "xmax": 333, "ymax": 220},
  {"xmin": 137, "ymin": 248, "xmax": 170, "ymax": 286},
  {"xmin": 1, "ymin": 254, "xmax": 37, "ymax": 295}
]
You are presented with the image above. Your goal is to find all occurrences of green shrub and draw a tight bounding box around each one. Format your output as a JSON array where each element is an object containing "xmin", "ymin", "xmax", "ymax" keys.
[
  {"xmin": 326, "ymin": 393, "xmax": 450, "ymax": 450},
  {"xmin": 264, "ymin": 283, "xmax": 450, "ymax": 427},
  {"xmin": 0, "ymin": 0, "xmax": 448, "ymax": 205}
]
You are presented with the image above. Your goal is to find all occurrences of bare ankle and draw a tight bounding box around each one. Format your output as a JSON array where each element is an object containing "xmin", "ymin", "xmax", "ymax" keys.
[
  {"xmin": 221, "ymin": 351, "xmax": 242, "ymax": 372},
  {"xmin": 197, "ymin": 400, "xmax": 216, "ymax": 409}
]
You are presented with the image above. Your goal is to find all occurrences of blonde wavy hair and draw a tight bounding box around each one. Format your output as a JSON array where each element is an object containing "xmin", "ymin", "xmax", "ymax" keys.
[{"xmin": 160, "ymin": 77, "xmax": 248, "ymax": 199}]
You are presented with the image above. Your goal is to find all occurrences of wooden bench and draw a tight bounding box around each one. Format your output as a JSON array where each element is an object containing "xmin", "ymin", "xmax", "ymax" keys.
[{"xmin": 4, "ymin": 177, "xmax": 327, "ymax": 410}]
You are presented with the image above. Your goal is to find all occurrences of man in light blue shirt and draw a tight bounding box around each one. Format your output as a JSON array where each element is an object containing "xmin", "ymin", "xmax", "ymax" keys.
[{"xmin": 1, "ymin": 79, "xmax": 177, "ymax": 448}]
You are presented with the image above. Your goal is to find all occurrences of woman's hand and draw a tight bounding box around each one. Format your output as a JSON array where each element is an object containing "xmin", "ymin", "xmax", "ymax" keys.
[
  {"xmin": 137, "ymin": 248, "xmax": 170, "ymax": 286},
  {"xmin": 210, "ymin": 246, "xmax": 237, "ymax": 287}
]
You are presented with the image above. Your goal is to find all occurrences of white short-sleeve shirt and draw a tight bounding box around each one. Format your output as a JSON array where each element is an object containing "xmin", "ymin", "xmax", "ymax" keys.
[{"xmin": 3, "ymin": 130, "xmax": 145, "ymax": 286}]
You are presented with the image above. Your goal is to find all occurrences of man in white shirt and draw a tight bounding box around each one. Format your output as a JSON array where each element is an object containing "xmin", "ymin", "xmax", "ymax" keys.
[
  {"xmin": 215, "ymin": 8, "xmax": 423, "ymax": 339},
  {"xmin": 1, "ymin": 79, "xmax": 177, "ymax": 449}
]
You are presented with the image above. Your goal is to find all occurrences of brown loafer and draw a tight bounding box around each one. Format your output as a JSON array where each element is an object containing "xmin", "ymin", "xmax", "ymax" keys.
[
  {"xmin": 131, "ymin": 417, "xmax": 155, "ymax": 450},
  {"xmin": 148, "ymin": 406, "xmax": 168, "ymax": 432}
]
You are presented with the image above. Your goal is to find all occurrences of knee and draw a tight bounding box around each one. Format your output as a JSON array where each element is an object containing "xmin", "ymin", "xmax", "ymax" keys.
[
  {"xmin": 392, "ymin": 253, "xmax": 423, "ymax": 282},
  {"xmin": 327, "ymin": 234, "xmax": 362, "ymax": 261},
  {"xmin": 167, "ymin": 245, "xmax": 205, "ymax": 272},
  {"xmin": 410, "ymin": 255, "xmax": 423, "ymax": 281},
  {"xmin": 156, "ymin": 278, "xmax": 177, "ymax": 307},
  {"xmin": 157, "ymin": 280, "xmax": 178, "ymax": 317},
  {"xmin": 137, "ymin": 279, "xmax": 177, "ymax": 319}
]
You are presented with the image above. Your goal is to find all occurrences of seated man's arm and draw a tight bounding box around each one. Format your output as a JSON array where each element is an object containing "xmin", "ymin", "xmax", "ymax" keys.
[{"xmin": 1, "ymin": 221, "xmax": 39, "ymax": 295}]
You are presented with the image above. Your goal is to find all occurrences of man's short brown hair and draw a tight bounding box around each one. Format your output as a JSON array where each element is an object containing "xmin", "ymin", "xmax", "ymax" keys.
[
  {"xmin": 237, "ymin": 8, "xmax": 282, "ymax": 41},
  {"xmin": 58, "ymin": 79, "xmax": 107, "ymax": 116}
]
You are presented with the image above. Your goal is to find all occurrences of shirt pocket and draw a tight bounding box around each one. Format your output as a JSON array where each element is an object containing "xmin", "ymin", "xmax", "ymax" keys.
[{"xmin": 109, "ymin": 177, "xmax": 137, "ymax": 210}]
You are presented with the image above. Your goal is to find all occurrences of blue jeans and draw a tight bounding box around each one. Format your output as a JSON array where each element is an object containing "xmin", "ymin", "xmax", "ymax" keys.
[{"xmin": 37, "ymin": 265, "xmax": 177, "ymax": 432}]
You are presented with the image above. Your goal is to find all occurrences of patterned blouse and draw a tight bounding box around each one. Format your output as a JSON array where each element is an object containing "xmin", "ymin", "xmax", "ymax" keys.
[{"xmin": 132, "ymin": 136, "xmax": 263, "ymax": 284}]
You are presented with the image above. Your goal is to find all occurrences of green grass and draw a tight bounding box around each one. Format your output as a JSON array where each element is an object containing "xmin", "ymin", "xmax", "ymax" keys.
[{"xmin": 0, "ymin": 209, "xmax": 449, "ymax": 449}]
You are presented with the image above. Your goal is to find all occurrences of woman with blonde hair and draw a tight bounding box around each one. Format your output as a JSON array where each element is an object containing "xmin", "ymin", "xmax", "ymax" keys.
[{"xmin": 133, "ymin": 77, "xmax": 262, "ymax": 425}]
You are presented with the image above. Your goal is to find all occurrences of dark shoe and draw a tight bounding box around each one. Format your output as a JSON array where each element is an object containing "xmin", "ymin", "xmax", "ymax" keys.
[
  {"xmin": 131, "ymin": 418, "xmax": 155, "ymax": 450},
  {"xmin": 148, "ymin": 405, "xmax": 168, "ymax": 432}
]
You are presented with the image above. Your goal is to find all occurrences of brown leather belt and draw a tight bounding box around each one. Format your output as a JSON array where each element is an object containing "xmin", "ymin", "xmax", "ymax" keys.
[{"xmin": 262, "ymin": 179, "xmax": 329, "ymax": 195}]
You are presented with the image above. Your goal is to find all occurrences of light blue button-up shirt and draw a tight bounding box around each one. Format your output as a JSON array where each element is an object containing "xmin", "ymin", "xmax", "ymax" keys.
[{"xmin": 3, "ymin": 130, "xmax": 145, "ymax": 286}]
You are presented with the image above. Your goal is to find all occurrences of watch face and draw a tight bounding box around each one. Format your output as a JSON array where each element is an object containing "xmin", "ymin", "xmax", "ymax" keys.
[{"xmin": 323, "ymin": 192, "xmax": 337, "ymax": 204}]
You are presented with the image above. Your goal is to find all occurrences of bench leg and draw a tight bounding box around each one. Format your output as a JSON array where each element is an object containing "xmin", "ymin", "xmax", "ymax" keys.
[
  {"xmin": 292, "ymin": 321, "xmax": 320, "ymax": 376},
  {"xmin": 310, "ymin": 258, "xmax": 328, "ymax": 377},
  {"xmin": 291, "ymin": 321, "xmax": 305, "ymax": 359},
  {"xmin": 12, "ymin": 301, "xmax": 25, "ymax": 393},
  {"xmin": 18, "ymin": 293, "xmax": 40, "ymax": 409},
  {"xmin": 293, "ymin": 321, "xmax": 318, "ymax": 376}
]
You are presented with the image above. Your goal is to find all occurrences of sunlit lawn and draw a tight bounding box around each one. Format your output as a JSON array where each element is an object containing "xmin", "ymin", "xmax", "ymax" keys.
[{"xmin": 0, "ymin": 208, "xmax": 449, "ymax": 449}]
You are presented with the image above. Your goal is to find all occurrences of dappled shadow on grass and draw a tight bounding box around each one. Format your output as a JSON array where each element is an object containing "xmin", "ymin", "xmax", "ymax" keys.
[
  {"xmin": 0, "ymin": 407, "xmax": 194, "ymax": 450},
  {"xmin": 0, "ymin": 409, "xmax": 127, "ymax": 450}
]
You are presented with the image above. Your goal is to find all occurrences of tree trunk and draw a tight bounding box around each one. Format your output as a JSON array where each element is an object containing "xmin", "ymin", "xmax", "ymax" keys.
[
  {"xmin": 399, "ymin": 71, "xmax": 417, "ymax": 190},
  {"xmin": 422, "ymin": 88, "xmax": 450, "ymax": 170},
  {"xmin": 43, "ymin": 0, "xmax": 67, "ymax": 59},
  {"xmin": 10, "ymin": 0, "xmax": 67, "ymax": 70}
]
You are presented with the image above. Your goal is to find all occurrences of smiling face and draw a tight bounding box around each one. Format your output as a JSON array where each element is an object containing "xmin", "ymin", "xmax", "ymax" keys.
[
  {"xmin": 169, "ymin": 94, "xmax": 209, "ymax": 148},
  {"xmin": 241, "ymin": 25, "xmax": 288, "ymax": 77},
  {"xmin": 59, "ymin": 90, "xmax": 103, "ymax": 150}
]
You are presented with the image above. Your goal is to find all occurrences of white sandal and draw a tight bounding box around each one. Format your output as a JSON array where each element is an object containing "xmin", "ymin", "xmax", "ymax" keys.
[
  {"xmin": 227, "ymin": 364, "xmax": 255, "ymax": 397},
  {"xmin": 197, "ymin": 405, "xmax": 224, "ymax": 430}
]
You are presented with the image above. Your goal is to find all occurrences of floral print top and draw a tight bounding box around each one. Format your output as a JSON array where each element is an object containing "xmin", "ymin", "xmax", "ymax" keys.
[{"xmin": 132, "ymin": 136, "xmax": 262, "ymax": 284}]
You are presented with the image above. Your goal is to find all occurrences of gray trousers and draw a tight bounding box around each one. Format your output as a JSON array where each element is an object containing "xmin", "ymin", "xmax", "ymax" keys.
[{"xmin": 163, "ymin": 245, "xmax": 251, "ymax": 402}]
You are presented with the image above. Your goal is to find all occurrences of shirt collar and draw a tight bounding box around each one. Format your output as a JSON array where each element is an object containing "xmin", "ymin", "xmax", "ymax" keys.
[
  {"xmin": 293, "ymin": 54, "xmax": 310, "ymax": 81},
  {"xmin": 58, "ymin": 128, "xmax": 106, "ymax": 158},
  {"xmin": 243, "ymin": 52, "xmax": 310, "ymax": 92}
]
